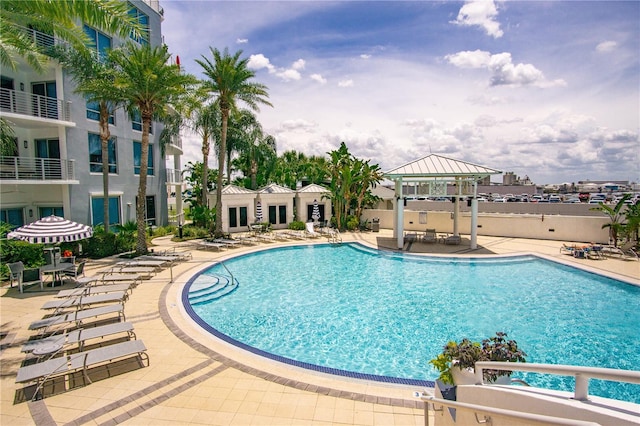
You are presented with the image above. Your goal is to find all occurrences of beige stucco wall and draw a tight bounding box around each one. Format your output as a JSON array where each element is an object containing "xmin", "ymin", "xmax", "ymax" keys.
[
  {"xmin": 257, "ymin": 193, "xmax": 294, "ymax": 230},
  {"xmin": 362, "ymin": 209, "xmax": 611, "ymax": 244}
]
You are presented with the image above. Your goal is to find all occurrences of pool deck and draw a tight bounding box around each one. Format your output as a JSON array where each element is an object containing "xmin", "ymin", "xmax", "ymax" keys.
[{"xmin": 1, "ymin": 230, "xmax": 638, "ymax": 425}]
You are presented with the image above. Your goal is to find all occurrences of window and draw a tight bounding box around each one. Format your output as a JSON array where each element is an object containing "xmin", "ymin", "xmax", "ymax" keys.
[
  {"xmin": 1, "ymin": 76, "xmax": 14, "ymax": 112},
  {"xmin": 128, "ymin": 4, "xmax": 149, "ymax": 45},
  {"xmin": 279, "ymin": 205, "xmax": 287, "ymax": 224},
  {"xmin": 83, "ymin": 25, "xmax": 111, "ymax": 60},
  {"xmin": 268, "ymin": 205, "xmax": 288, "ymax": 225},
  {"xmin": 39, "ymin": 206, "xmax": 63, "ymax": 218},
  {"xmin": 133, "ymin": 141, "xmax": 154, "ymax": 176},
  {"xmin": 86, "ymin": 99, "xmax": 115, "ymax": 124},
  {"xmin": 0, "ymin": 208, "xmax": 24, "ymax": 228},
  {"xmin": 35, "ymin": 139, "xmax": 60, "ymax": 159},
  {"xmin": 91, "ymin": 196, "xmax": 121, "ymax": 230},
  {"xmin": 88, "ymin": 133, "xmax": 117, "ymax": 173},
  {"xmin": 131, "ymin": 109, "xmax": 152, "ymax": 133},
  {"xmin": 227, "ymin": 206, "xmax": 248, "ymax": 229},
  {"xmin": 229, "ymin": 207, "xmax": 237, "ymax": 228},
  {"xmin": 31, "ymin": 81, "xmax": 57, "ymax": 119}
]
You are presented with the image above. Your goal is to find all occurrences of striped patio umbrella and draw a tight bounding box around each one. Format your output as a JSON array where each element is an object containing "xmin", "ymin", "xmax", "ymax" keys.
[
  {"xmin": 255, "ymin": 201, "xmax": 263, "ymax": 222},
  {"xmin": 7, "ymin": 215, "xmax": 93, "ymax": 244},
  {"xmin": 311, "ymin": 199, "xmax": 321, "ymax": 222}
]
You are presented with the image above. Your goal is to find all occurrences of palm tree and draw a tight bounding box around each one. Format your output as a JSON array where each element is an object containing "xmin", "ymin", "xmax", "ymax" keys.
[
  {"xmin": 109, "ymin": 42, "xmax": 196, "ymax": 254},
  {"xmin": 49, "ymin": 47, "xmax": 124, "ymax": 232},
  {"xmin": 191, "ymin": 102, "xmax": 222, "ymax": 208},
  {"xmin": 196, "ymin": 47, "xmax": 272, "ymax": 237},
  {"xmin": 590, "ymin": 194, "xmax": 631, "ymax": 247}
]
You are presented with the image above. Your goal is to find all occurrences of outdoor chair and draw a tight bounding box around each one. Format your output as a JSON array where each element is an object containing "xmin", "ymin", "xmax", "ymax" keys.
[
  {"xmin": 21, "ymin": 321, "xmax": 136, "ymax": 353},
  {"xmin": 305, "ymin": 222, "xmax": 321, "ymax": 238},
  {"xmin": 7, "ymin": 261, "xmax": 44, "ymax": 293},
  {"xmin": 29, "ymin": 303, "xmax": 126, "ymax": 332},
  {"xmin": 444, "ymin": 235, "xmax": 462, "ymax": 245},
  {"xmin": 41, "ymin": 290, "xmax": 129, "ymax": 311},
  {"xmin": 61, "ymin": 261, "xmax": 86, "ymax": 283},
  {"xmin": 422, "ymin": 228, "xmax": 437, "ymax": 243}
]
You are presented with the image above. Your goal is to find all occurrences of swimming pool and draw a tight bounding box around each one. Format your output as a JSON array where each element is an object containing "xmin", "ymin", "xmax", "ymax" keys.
[{"xmin": 182, "ymin": 243, "xmax": 640, "ymax": 403}]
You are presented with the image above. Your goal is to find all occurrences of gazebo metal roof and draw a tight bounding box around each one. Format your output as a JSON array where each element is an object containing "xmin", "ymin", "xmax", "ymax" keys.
[{"xmin": 384, "ymin": 154, "xmax": 501, "ymax": 180}]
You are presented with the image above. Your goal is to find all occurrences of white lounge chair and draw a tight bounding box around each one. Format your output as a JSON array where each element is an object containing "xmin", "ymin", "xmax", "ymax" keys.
[
  {"xmin": 16, "ymin": 339, "xmax": 148, "ymax": 400},
  {"xmin": 21, "ymin": 321, "xmax": 136, "ymax": 353},
  {"xmin": 305, "ymin": 222, "xmax": 321, "ymax": 238},
  {"xmin": 422, "ymin": 229, "xmax": 437, "ymax": 244},
  {"xmin": 196, "ymin": 240, "xmax": 226, "ymax": 251},
  {"xmin": 29, "ymin": 303, "xmax": 126, "ymax": 332}
]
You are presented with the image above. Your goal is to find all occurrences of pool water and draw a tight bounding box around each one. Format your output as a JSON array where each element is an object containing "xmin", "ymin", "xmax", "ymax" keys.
[{"xmin": 185, "ymin": 243, "xmax": 640, "ymax": 403}]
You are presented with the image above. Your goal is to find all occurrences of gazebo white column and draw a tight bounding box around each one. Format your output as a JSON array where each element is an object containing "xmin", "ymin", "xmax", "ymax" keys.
[
  {"xmin": 395, "ymin": 178, "xmax": 404, "ymax": 249},
  {"xmin": 470, "ymin": 181, "xmax": 478, "ymax": 249},
  {"xmin": 452, "ymin": 178, "xmax": 460, "ymax": 236}
]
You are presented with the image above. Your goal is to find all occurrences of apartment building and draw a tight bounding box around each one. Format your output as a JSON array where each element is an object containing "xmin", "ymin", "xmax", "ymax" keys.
[{"xmin": 0, "ymin": 0, "xmax": 183, "ymax": 230}]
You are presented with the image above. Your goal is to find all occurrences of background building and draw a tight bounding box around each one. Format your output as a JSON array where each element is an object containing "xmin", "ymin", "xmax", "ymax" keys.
[{"xmin": 0, "ymin": 0, "xmax": 177, "ymax": 230}]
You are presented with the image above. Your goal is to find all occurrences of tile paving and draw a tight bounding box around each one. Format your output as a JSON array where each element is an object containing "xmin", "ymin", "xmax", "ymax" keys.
[{"xmin": 1, "ymin": 229, "xmax": 638, "ymax": 425}]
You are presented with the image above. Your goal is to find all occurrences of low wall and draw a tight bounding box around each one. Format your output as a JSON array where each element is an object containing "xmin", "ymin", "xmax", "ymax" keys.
[{"xmin": 362, "ymin": 209, "xmax": 610, "ymax": 244}]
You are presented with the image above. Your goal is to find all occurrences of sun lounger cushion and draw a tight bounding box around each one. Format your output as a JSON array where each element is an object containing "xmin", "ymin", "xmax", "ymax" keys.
[{"xmin": 56, "ymin": 283, "xmax": 132, "ymax": 298}]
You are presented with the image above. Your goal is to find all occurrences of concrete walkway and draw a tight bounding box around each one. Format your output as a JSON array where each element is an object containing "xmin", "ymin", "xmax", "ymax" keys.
[{"xmin": 1, "ymin": 230, "xmax": 638, "ymax": 425}]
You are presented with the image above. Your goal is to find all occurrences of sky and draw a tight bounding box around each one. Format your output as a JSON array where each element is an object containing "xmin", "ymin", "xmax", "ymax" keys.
[{"xmin": 161, "ymin": 0, "xmax": 639, "ymax": 185}]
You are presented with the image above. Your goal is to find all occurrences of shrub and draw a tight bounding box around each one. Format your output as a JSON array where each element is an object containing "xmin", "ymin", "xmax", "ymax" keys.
[
  {"xmin": 346, "ymin": 216, "xmax": 359, "ymax": 231},
  {"xmin": 288, "ymin": 221, "xmax": 305, "ymax": 231}
]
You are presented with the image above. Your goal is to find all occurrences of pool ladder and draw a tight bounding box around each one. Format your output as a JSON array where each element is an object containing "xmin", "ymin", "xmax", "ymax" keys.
[{"xmin": 326, "ymin": 229, "xmax": 342, "ymax": 245}]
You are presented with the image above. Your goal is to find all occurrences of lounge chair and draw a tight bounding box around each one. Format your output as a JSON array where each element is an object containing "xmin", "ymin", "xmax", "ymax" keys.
[
  {"xmin": 213, "ymin": 238, "xmax": 243, "ymax": 248},
  {"xmin": 422, "ymin": 228, "xmax": 437, "ymax": 244},
  {"xmin": 112, "ymin": 266, "xmax": 156, "ymax": 279},
  {"xmin": 560, "ymin": 243, "xmax": 578, "ymax": 255},
  {"xmin": 16, "ymin": 339, "xmax": 148, "ymax": 400},
  {"xmin": 29, "ymin": 303, "xmax": 126, "ymax": 332},
  {"xmin": 305, "ymin": 222, "xmax": 321, "ymax": 238},
  {"xmin": 55, "ymin": 283, "xmax": 133, "ymax": 298},
  {"xmin": 601, "ymin": 241, "xmax": 639, "ymax": 261},
  {"xmin": 444, "ymin": 235, "xmax": 462, "ymax": 245},
  {"xmin": 7, "ymin": 262, "xmax": 44, "ymax": 293},
  {"xmin": 196, "ymin": 240, "xmax": 226, "ymax": 251},
  {"xmin": 41, "ymin": 291, "xmax": 128, "ymax": 311},
  {"xmin": 21, "ymin": 321, "xmax": 136, "ymax": 353}
]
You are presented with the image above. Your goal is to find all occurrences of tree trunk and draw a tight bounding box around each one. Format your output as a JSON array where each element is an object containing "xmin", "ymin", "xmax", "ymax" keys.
[
  {"xmin": 135, "ymin": 112, "xmax": 152, "ymax": 255},
  {"xmin": 201, "ymin": 130, "xmax": 210, "ymax": 207},
  {"xmin": 214, "ymin": 109, "xmax": 229, "ymax": 237},
  {"xmin": 99, "ymin": 103, "xmax": 111, "ymax": 232}
]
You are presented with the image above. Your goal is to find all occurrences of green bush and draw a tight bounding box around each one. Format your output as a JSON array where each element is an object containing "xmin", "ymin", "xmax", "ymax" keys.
[
  {"xmin": 288, "ymin": 221, "xmax": 305, "ymax": 231},
  {"xmin": 85, "ymin": 232, "xmax": 118, "ymax": 258},
  {"xmin": 346, "ymin": 216, "xmax": 359, "ymax": 231},
  {"xmin": 0, "ymin": 240, "xmax": 44, "ymax": 267}
]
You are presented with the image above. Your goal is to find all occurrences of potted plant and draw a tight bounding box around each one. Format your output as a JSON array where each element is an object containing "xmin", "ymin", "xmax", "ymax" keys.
[{"xmin": 429, "ymin": 332, "xmax": 527, "ymax": 385}]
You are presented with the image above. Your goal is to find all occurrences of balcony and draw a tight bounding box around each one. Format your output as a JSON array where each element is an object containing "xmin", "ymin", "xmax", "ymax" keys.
[
  {"xmin": 1, "ymin": 88, "xmax": 72, "ymax": 124},
  {"xmin": 0, "ymin": 156, "xmax": 77, "ymax": 183},
  {"xmin": 165, "ymin": 168, "xmax": 183, "ymax": 185},
  {"xmin": 141, "ymin": 0, "xmax": 164, "ymax": 16}
]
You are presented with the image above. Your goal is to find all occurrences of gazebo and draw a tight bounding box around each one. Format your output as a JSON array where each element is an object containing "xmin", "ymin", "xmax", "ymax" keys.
[{"xmin": 384, "ymin": 154, "xmax": 501, "ymax": 250}]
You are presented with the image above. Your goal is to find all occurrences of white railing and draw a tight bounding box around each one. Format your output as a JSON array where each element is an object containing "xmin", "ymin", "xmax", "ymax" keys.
[
  {"xmin": 474, "ymin": 362, "xmax": 640, "ymax": 401},
  {"xmin": 0, "ymin": 88, "xmax": 72, "ymax": 122},
  {"xmin": 169, "ymin": 134, "xmax": 182, "ymax": 150},
  {"xmin": 0, "ymin": 157, "xmax": 75, "ymax": 181},
  {"xmin": 421, "ymin": 396, "xmax": 599, "ymax": 426},
  {"xmin": 141, "ymin": 0, "xmax": 164, "ymax": 15},
  {"xmin": 165, "ymin": 168, "xmax": 183, "ymax": 185}
]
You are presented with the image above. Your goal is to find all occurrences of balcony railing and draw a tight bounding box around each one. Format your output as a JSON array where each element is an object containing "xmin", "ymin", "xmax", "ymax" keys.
[
  {"xmin": 0, "ymin": 88, "xmax": 72, "ymax": 122},
  {"xmin": 166, "ymin": 168, "xmax": 183, "ymax": 185},
  {"xmin": 0, "ymin": 157, "xmax": 75, "ymax": 181},
  {"xmin": 141, "ymin": 0, "xmax": 164, "ymax": 15}
]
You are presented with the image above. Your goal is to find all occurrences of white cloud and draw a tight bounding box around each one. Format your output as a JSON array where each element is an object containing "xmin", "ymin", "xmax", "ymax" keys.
[
  {"xmin": 596, "ymin": 41, "xmax": 617, "ymax": 53},
  {"xmin": 278, "ymin": 119, "xmax": 318, "ymax": 133},
  {"xmin": 445, "ymin": 50, "xmax": 566, "ymax": 88},
  {"xmin": 292, "ymin": 59, "xmax": 306, "ymax": 70},
  {"xmin": 310, "ymin": 74, "xmax": 327, "ymax": 84},
  {"xmin": 360, "ymin": 54, "xmax": 371, "ymax": 59},
  {"xmin": 452, "ymin": 0, "xmax": 503, "ymax": 38},
  {"xmin": 248, "ymin": 54, "xmax": 275, "ymax": 73},
  {"xmin": 338, "ymin": 79, "xmax": 354, "ymax": 87},
  {"xmin": 236, "ymin": 38, "xmax": 248, "ymax": 44},
  {"xmin": 276, "ymin": 68, "xmax": 302, "ymax": 81}
]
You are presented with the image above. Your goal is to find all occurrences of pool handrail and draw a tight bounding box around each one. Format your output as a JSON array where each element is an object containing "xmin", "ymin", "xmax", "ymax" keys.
[
  {"xmin": 216, "ymin": 260, "xmax": 235, "ymax": 287},
  {"xmin": 421, "ymin": 395, "xmax": 600, "ymax": 426},
  {"xmin": 474, "ymin": 361, "xmax": 640, "ymax": 401}
]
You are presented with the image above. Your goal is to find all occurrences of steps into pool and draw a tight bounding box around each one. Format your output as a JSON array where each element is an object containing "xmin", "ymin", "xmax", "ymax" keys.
[{"xmin": 188, "ymin": 274, "xmax": 238, "ymax": 305}]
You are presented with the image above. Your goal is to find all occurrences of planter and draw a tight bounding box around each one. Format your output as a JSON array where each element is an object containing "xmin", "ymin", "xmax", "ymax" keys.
[{"xmin": 451, "ymin": 365, "xmax": 512, "ymax": 385}]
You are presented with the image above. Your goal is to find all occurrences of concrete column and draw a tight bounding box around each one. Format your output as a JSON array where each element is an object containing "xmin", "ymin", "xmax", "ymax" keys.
[
  {"xmin": 470, "ymin": 180, "xmax": 478, "ymax": 249},
  {"xmin": 395, "ymin": 179, "xmax": 404, "ymax": 249}
]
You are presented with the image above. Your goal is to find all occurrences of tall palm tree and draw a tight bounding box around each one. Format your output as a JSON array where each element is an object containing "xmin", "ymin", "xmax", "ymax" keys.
[
  {"xmin": 191, "ymin": 102, "xmax": 222, "ymax": 208},
  {"xmin": 196, "ymin": 47, "xmax": 272, "ymax": 237},
  {"xmin": 109, "ymin": 42, "xmax": 196, "ymax": 254},
  {"xmin": 49, "ymin": 47, "xmax": 124, "ymax": 231}
]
